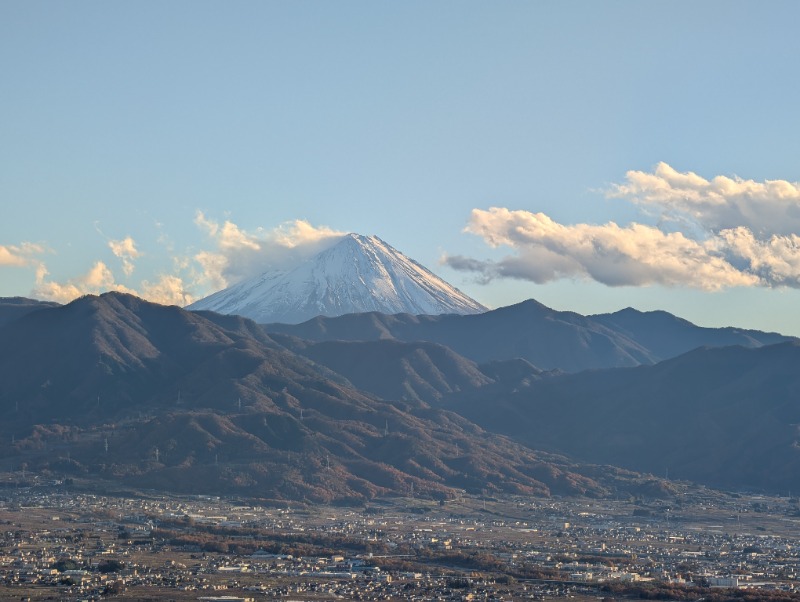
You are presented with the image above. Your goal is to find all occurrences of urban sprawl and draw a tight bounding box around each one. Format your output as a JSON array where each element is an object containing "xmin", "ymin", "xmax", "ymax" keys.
[{"xmin": 2, "ymin": 484, "xmax": 800, "ymax": 601}]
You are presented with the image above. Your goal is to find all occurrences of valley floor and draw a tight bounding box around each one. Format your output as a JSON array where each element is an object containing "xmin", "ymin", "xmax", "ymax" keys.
[{"xmin": 2, "ymin": 483, "xmax": 800, "ymax": 601}]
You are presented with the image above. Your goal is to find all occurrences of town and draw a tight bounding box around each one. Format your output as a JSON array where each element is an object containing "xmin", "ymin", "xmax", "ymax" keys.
[{"xmin": 3, "ymin": 482, "xmax": 800, "ymax": 601}]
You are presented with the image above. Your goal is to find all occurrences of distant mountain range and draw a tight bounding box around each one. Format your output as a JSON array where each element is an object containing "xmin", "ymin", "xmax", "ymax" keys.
[
  {"xmin": 187, "ymin": 234, "xmax": 486, "ymax": 323},
  {"xmin": 0, "ymin": 296, "xmax": 59, "ymax": 327},
  {"xmin": 266, "ymin": 298, "xmax": 792, "ymax": 372},
  {"xmin": 2, "ymin": 291, "xmax": 799, "ymax": 499}
]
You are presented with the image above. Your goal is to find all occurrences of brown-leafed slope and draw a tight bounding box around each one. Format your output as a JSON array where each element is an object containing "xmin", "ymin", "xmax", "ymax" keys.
[
  {"xmin": 0, "ymin": 292, "xmax": 657, "ymax": 502},
  {"xmin": 444, "ymin": 342, "xmax": 800, "ymax": 494}
]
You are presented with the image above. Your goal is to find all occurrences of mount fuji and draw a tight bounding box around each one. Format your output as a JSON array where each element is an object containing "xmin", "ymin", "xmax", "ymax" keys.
[{"xmin": 187, "ymin": 233, "xmax": 487, "ymax": 324}]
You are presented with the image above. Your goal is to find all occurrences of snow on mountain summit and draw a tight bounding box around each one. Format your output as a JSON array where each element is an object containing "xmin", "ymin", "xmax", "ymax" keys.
[{"xmin": 187, "ymin": 233, "xmax": 487, "ymax": 324}]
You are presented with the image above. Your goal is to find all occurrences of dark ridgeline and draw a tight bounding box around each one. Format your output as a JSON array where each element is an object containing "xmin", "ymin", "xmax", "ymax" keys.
[
  {"xmin": 0, "ymin": 296, "xmax": 60, "ymax": 327},
  {"xmin": 265, "ymin": 298, "xmax": 792, "ymax": 372},
  {"xmin": 590, "ymin": 306, "xmax": 791, "ymax": 361}
]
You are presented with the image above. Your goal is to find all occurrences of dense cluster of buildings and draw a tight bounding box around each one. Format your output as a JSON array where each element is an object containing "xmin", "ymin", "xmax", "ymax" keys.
[{"xmin": 2, "ymin": 486, "xmax": 800, "ymax": 600}]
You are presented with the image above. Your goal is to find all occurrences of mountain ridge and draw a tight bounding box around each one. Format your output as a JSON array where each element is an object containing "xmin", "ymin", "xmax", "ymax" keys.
[
  {"xmin": 4, "ymin": 291, "xmax": 799, "ymax": 497},
  {"xmin": 0, "ymin": 292, "xmax": 654, "ymax": 502},
  {"xmin": 266, "ymin": 298, "xmax": 795, "ymax": 373},
  {"xmin": 0, "ymin": 296, "xmax": 60, "ymax": 327},
  {"xmin": 591, "ymin": 306, "xmax": 791, "ymax": 360}
]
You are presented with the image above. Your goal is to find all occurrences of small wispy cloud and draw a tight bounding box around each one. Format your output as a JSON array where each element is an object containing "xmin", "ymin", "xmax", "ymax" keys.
[
  {"xmin": 0, "ymin": 242, "xmax": 45, "ymax": 267},
  {"xmin": 108, "ymin": 236, "xmax": 141, "ymax": 276},
  {"xmin": 139, "ymin": 274, "xmax": 191, "ymax": 307},
  {"xmin": 446, "ymin": 164, "xmax": 800, "ymax": 290}
]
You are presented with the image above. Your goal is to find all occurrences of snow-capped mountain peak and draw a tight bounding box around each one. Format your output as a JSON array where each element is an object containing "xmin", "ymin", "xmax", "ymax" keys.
[{"xmin": 187, "ymin": 233, "xmax": 487, "ymax": 323}]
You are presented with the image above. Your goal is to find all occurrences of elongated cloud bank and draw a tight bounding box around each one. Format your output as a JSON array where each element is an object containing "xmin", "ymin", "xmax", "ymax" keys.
[{"xmin": 445, "ymin": 164, "xmax": 800, "ymax": 290}]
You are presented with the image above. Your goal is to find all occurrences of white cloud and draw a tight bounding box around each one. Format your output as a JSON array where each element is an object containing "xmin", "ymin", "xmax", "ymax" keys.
[
  {"xmin": 108, "ymin": 236, "xmax": 140, "ymax": 259},
  {"xmin": 0, "ymin": 246, "xmax": 27, "ymax": 267},
  {"xmin": 140, "ymin": 274, "xmax": 193, "ymax": 307},
  {"xmin": 194, "ymin": 212, "xmax": 260, "ymax": 251},
  {"xmin": 108, "ymin": 236, "xmax": 141, "ymax": 276},
  {"xmin": 271, "ymin": 219, "xmax": 345, "ymax": 248},
  {"xmin": 718, "ymin": 228, "xmax": 800, "ymax": 287},
  {"xmin": 192, "ymin": 212, "xmax": 345, "ymax": 291},
  {"xmin": 193, "ymin": 250, "xmax": 229, "ymax": 292},
  {"xmin": 447, "ymin": 164, "xmax": 800, "ymax": 291},
  {"xmin": 445, "ymin": 208, "xmax": 758, "ymax": 290},
  {"xmin": 0, "ymin": 242, "xmax": 45, "ymax": 267},
  {"xmin": 154, "ymin": 214, "xmax": 345, "ymax": 303},
  {"xmin": 33, "ymin": 260, "xmax": 194, "ymax": 307},
  {"xmin": 33, "ymin": 261, "xmax": 137, "ymax": 304},
  {"xmin": 607, "ymin": 162, "xmax": 800, "ymax": 236}
]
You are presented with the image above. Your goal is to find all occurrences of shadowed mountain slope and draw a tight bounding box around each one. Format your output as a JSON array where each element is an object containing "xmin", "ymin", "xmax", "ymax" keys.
[
  {"xmin": 266, "ymin": 299, "xmax": 794, "ymax": 373},
  {"xmin": 0, "ymin": 297, "xmax": 60, "ymax": 328},
  {"xmin": 273, "ymin": 336, "xmax": 494, "ymax": 404},
  {"xmin": 592, "ymin": 307, "xmax": 792, "ymax": 361},
  {"xmin": 266, "ymin": 299, "xmax": 655, "ymax": 372},
  {"xmin": 0, "ymin": 292, "xmax": 659, "ymax": 501},
  {"xmin": 445, "ymin": 341, "xmax": 800, "ymax": 493}
]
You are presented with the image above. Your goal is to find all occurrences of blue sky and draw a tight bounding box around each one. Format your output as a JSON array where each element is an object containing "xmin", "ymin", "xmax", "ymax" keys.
[{"xmin": 3, "ymin": 2, "xmax": 800, "ymax": 333}]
